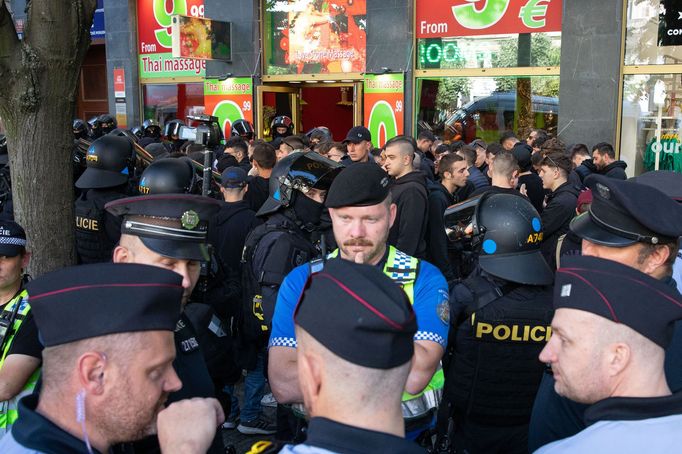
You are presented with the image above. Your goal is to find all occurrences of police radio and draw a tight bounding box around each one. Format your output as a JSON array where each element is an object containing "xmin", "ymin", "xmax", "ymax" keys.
[{"xmin": 0, "ymin": 297, "xmax": 22, "ymax": 352}]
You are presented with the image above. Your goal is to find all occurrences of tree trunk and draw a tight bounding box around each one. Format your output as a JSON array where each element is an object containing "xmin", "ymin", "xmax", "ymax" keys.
[
  {"xmin": 0, "ymin": 0, "xmax": 97, "ymax": 277},
  {"xmin": 516, "ymin": 33, "xmax": 533, "ymax": 138}
]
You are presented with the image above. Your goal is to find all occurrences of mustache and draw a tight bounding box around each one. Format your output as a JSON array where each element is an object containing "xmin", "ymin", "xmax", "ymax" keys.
[{"xmin": 343, "ymin": 239, "xmax": 374, "ymax": 247}]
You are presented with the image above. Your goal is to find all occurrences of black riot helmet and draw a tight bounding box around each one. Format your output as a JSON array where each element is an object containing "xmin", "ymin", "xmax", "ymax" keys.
[
  {"xmin": 142, "ymin": 119, "xmax": 162, "ymax": 139},
  {"xmin": 73, "ymin": 119, "xmax": 89, "ymax": 140},
  {"xmin": 88, "ymin": 116, "xmax": 102, "ymax": 139},
  {"xmin": 257, "ymin": 151, "xmax": 342, "ymax": 217},
  {"xmin": 444, "ymin": 192, "xmax": 553, "ymax": 285},
  {"xmin": 308, "ymin": 126, "xmax": 332, "ymax": 143},
  {"xmin": 164, "ymin": 119, "xmax": 185, "ymax": 140},
  {"xmin": 271, "ymin": 115, "xmax": 293, "ymax": 140},
  {"xmin": 231, "ymin": 119, "xmax": 255, "ymax": 141},
  {"xmin": 75, "ymin": 135, "xmax": 134, "ymax": 189},
  {"xmin": 108, "ymin": 128, "xmax": 139, "ymax": 145},
  {"xmin": 131, "ymin": 126, "xmax": 143, "ymax": 140},
  {"xmin": 97, "ymin": 114, "xmax": 117, "ymax": 134},
  {"xmin": 138, "ymin": 158, "xmax": 197, "ymax": 195}
]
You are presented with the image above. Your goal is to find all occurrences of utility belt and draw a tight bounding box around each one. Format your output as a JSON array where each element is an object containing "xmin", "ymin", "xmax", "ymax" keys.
[{"xmin": 402, "ymin": 365, "xmax": 444, "ymax": 420}]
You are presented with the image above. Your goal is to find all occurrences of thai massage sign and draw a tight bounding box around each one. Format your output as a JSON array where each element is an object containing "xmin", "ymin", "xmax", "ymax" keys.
[
  {"xmin": 416, "ymin": 0, "xmax": 562, "ymax": 38},
  {"xmin": 204, "ymin": 78, "xmax": 254, "ymax": 139},
  {"xmin": 363, "ymin": 74, "xmax": 404, "ymax": 148},
  {"xmin": 138, "ymin": 0, "xmax": 206, "ymax": 80}
]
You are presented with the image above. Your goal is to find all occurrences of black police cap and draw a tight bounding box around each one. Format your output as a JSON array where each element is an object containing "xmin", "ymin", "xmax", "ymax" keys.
[
  {"xmin": 75, "ymin": 135, "xmax": 133, "ymax": 189},
  {"xmin": 105, "ymin": 194, "xmax": 221, "ymax": 261},
  {"xmin": 570, "ymin": 174, "xmax": 682, "ymax": 246},
  {"xmin": 325, "ymin": 162, "xmax": 392, "ymax": 208},
  {"xmin": 0, "ymin": 221, "xmax": 26, "ymax": 257},
  {"xmin": 294, "ymin": 258, "xmax": 417, "ymax": 369},
  {"xmin": 555, "ymin": 255, "xmax": 682, "ymax": 348},
  {"xmin": 630, "ymin": 170, "xmax": 682, "ymax": 202},
  {"xmin": 27, "ymin": 263, "xmax": 183, "ymax": 347}
]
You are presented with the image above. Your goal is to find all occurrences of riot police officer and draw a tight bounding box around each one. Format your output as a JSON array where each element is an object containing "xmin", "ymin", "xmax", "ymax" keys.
[
  {"xmin": 231, "ymin": 119, "xmax": 255, "ymax": 143},
  {"xmin": 239, "ymin": 152, "xmax": 341, "ymax": 436},
  {"xmin": 138, "ymin": 119, "xmax": 163, "ymax": 148},
  {"xmin": 137, "ymin": 158, "xmax": 197, "ymax": 195},
  {"xmin": 73, "ymin": 135, "xmax": 134, "ymax": 263},
  {"xmin": 164, "ymin": 119, "xmax": 187, "ymax": 153},
  {"xmin": 72, "ymin": 119, "xmax": 89, "ymax": 140},
  {"xmin": 443, "ymin": 193, "xmax": 554, "ymax": 454},
  {"xmin": 270, "ymin": 115, "xmax": 293, "ymax": 141},
  {"xmin": 97, "ymin": 113, "xmax": 117, "ymax": 135}
]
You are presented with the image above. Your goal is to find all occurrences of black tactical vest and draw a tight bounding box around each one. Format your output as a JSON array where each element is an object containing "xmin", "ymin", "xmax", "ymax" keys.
[
  {"xmin": 74, "ymin": 189, "xmax": 124, "ymax": 263},
  {"xmin": 446, "ymin": 276, "xmax": 554, "ymax": 426}
]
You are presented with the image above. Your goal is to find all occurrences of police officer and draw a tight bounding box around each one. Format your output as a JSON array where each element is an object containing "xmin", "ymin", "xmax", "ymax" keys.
[
  {"xmin": 137, "ymin": 158, "xmax": 197, "ymax": 195},
  {"xmin": 164, "ymin": 119, "xmax": 186, "ymax": 153},
  {"xmin": 270, "ymin": 115, "xmax": 293, "ymax": 141},
  {"xmin": 72, "ymin": 119, "xmax": 89, "ymax": 140},
  {"xmin": 74, "ymin": 135, "xmax": 134, "ymax": 263},
  {"xmin": 0, "ymin": 262, "xmax": 224, "ymax": 453},
  {"xmin": 268, "ymin": 162, "xmax": 449, "ymax": 442},
  {"xmin": 138, "ymin": 119, "xmax": 163, "ymax": 149},
  {"xmin": 232, "ymin": 119, "xmax": 255, "ymax": 143},
  {"xmin": 97, "ymin": 113, "xmax": 117, "ymax": 135},
  {"xmin": 239, "ymin": 152, "xmax": 341, "ymax": 436},
  {"xmin": 528, "ymin": 175, "xmax": 682, "ymax": 452},
  {"xmin": 0, "ymin": 222, "xmax": 40, "ymax": 435},
  {"xmin": 87, "ymin": 116, "xmax": 102, "ymax": 140},
  {"xmin": 106, "ymin": 193, "xmax": 226, "ymax": 453},
  {"xmin": 443, "ymin": 193, "xmax": 554, "ymax": 453},
  {"xmin": 256, "ymin": 259, "xmax": 423, "ymax": 454}
]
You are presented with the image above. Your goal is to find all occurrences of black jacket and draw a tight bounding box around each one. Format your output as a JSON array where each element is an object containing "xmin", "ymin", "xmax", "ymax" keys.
[
  {"xmin": 540, "ymin": 181, "xmax": 580, "ymax": 270},
  {"xmin": 517, "ymin": 172, "xmax": 545, "ymax": 214},
  {"xmin": 244, "ymin": 175, "xmax": 269, "ymax": 212},
  {"xmin": 210, "ymin": 200, "xmax": 262, "ymax": 272},
  {"xmin": 426, "ymin": 180, "xmax": 456, "ymax": 282},
  {"xmin": 601, "ymin": 160, "xmax": 628, "ymax": 180},
  {"xmin": 417, "ymin": 150, "xmax": 436, "ymax": 181},
  {"xmin": 388, "ymin": 170, "xmax": 429, "ymax": 258},
  {"xmin": 575, "ymin": 158, "xmax": 597, "ymax": 183}
]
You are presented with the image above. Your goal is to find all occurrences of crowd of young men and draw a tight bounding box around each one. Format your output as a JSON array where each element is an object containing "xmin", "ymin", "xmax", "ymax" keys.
[{"xmin": 0, "ymin": 117, "xmax": 680, "ymax": 454}]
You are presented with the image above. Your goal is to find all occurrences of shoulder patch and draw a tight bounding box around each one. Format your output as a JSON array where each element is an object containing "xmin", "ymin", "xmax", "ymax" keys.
[{"xmin": 437, "ymin": 288, "xmax": 450, "ymax": 325}]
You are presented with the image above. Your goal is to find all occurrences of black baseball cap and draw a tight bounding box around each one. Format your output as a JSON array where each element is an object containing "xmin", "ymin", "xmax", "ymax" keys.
[
  {"xmin": 27, "ymin": 263, "xmax": 183, "ymax": 347},
  {"xmin": 325, "ymin": 162, "xmax": 392, "ymax": 208},
  {"xmin": 555, "ymin": 255, "xmax": 682, "ymax": 348},
  {"xmin": 342, "ymin": 126, "xmax": 371, "ymax": 144},
  {"xmin": 570, "ymin": 174, "xmax": 682, "ymax": 247},
  {"xmin": 220, "ymin": 166, "xmax": 247, "ymax": 189},
  {"xmin": 294, "ymin": 258, "xmax": 417, "ymax": 369},
  {"xmin": 0, "ymin": 221, "xmax": 26, "ymax": 257}
]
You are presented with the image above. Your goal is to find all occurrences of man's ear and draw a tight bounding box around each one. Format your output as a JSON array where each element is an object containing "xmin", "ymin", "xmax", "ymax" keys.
[
  {"xmin": 112, "ymin": 245, "xmax": 131, "ymax": 264},
  {"xmin": 77, "ymin": 352, "xmax": 108, "ymax": 395},
  {"xmin": 298, "ymin": 350, "xmax": 323, "ymax": 411},
  {"xmin": 607, "ymin": 342, "xmax": 631, "ymax": 378}
]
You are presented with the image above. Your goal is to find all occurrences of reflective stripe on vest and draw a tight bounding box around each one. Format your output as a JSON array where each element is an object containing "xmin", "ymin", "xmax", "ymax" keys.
[
  {"xmin": 0, "ymin": 290, "xmax": 39, "ymax": 433},
  {"xmin": 327, "ymin": 247, "xmax": 442, "ymax": 418}
]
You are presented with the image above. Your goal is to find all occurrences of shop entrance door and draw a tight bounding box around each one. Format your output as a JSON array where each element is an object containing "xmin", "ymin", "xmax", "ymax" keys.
[
  {"xmin": 257, "ymin": 82, "xmax": 363, "ymax": 141},
  {"xmin": 256, "ymin": 85, "xmax": 301, "ymax": 141}
]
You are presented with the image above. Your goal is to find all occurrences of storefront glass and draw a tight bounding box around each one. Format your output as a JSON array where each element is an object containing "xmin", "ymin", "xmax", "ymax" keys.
[
  {"xmin": 263, "ymin": 0, "xmax": 366, "ymax": 75},
  {"xmin": 142, "ymin": 83, "xmax": 205, "ymax": 124},
  {"xmin": 624, "ymin": 0, "xmax": 682, "ymax": 65},
  {"xmin": 620, "ymin": 74, "xmax": 682, "ymax": 176},
  {"xmin": 417, "ymin": 33, "xmax": 561, "ymax": 70},
  {"xmin": 416, "ymin": 76, "xmax": 559, "ymax": 144}
]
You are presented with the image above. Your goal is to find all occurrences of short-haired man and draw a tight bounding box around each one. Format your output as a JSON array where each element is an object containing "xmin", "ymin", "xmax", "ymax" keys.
[
  {"xmin": 0, "ymin": 222, "xmax": 38, "ymax": 435},
  {"xmin": 536, "ymin": 255, "xmax": 682, "ymax": 453},
  {"xmin": 538, "ymin": 152, "xmax": 579, "ymax": 269},
  {"xmin": 457, "ymin": 145, "xmax": 489, "ymax": 191},
  {"xmin": 382, "ymin": 136, "xmax": 429, "ymax": 258},
  {"xmin": 269, "ymin": 163, "xmax": 449, "ymax": 440},
  {"xmin": 426, "ymin": 153, "xmax": 468, "ymax": 282},
  {"xmin": 106, "ymin": 194, "xmax": 226, "ymax": 453},
  {"xmin": 274, "ymin": 259, "xmax": 422, "ymax": 453},
  {"xmin": 245, "ymin": 142, "xmax": 277, "ymax": 212},
  {"xmin": 470, "ymin": 139, "xmax": 489, "ymax": 180},
  {"xmin": 528, "ymin": 175, "xmax": 682, "ymax": 452},
  {"xmin": 469, "ymin": 150, "xmax": 521, "ymax": 198},
  {"xmin": 592, "ymin": 142, "xmax": 627, "ymax": 179},
  {"xmin": 528, "ymin": 129, "xmax": 548, "ymax": 152},
  {"xmin": 513, "ymin": 143, "xmax": 544, "ymax": 213},
  {"xmin": 570, "ymin": 143, "xmax": 596, "ymax": 183},
  {"xmin": 0, "ymin": 263, "xmax": 225, "ymax": 452},
  {"xmin": 224, "ymin": 136, "xmax": 251, "ymax": 173},
  {"xmin": 342, "ymin": 126, "xmax": 372, "ymax": 163},
  {"xmin": 500, "ymin": 131, "xmax": 519, "ymax": 151},
  {"xmin": 415, "ymin": 130, "xmax": 436, "ymax": 180}
]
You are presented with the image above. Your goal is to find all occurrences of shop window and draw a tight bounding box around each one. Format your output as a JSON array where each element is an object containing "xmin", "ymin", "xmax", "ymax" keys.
[
  {"xmin": 142, "ymin": 83, "xmax": 205, "ymax": 125},
  {"xmin": 625, "ymin": 0, "xmax": 682, "ymax": 65},
  {"xmin": 417, "ymin": 33, "xmax": 561, "ymax": 70},
  {"xmin": 416, "ymin": 76, "xmax": 559, "ymax": 144},
  {"xmin": 620, "ymin": 74, "xmax": 682, "ymax": 176},
  {"xmin": 263, "ymin": 0, "xmax": 366, "ymax": 75}
]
